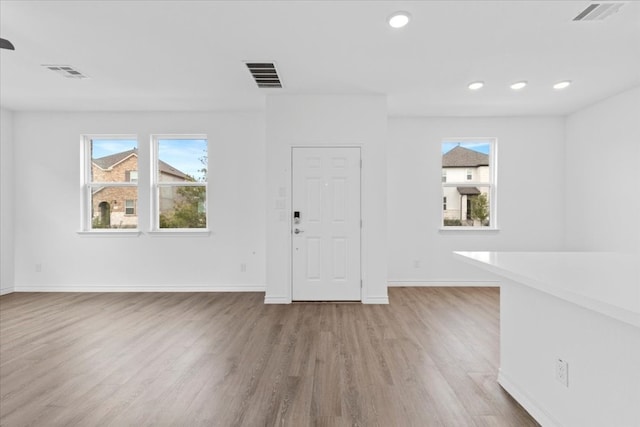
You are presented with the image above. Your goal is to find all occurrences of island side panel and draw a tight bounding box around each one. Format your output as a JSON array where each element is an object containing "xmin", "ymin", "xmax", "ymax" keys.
[{"xmin": 499, "ymin": 279, "xmax": 640, "ymax": 427}]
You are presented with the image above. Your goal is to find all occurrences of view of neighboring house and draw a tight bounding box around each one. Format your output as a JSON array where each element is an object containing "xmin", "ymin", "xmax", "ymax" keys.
[
  {"xmin": 442, "ymin": 145, "xmax": 490, "ymax": 225},
  {"xmin": 92, "ymin": 148, "xmax": 190, "ymax": 228}
]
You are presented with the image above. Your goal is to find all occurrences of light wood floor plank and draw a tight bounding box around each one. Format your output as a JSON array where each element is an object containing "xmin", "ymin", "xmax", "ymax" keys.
[{"xmin": 0, "ymin": 288, "xmax": 538, "ymax": 426}]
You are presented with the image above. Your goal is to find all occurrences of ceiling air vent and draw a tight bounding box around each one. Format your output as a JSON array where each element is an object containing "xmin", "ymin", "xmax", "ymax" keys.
[
  {"xmin": 245, "ymin": 62, "xmax": 282, "ymax": 88},
  {"xmin": 573, "ymin": 2, "xmax": 626, "ymax": 21},
  {"xmin": 42, "ymin": 65, "xmax": 89, "ymax": 79}
]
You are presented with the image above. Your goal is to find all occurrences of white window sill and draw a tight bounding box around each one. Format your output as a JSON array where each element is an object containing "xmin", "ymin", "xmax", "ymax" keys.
[
  {"xmin": 77, "ymin": 230, "xmax": 141, "ymax": 237},
  {"xmin": 148, "ymin": 230, "xmax": 212, "ymax": 237},
  {"xmin": 439, "ymin": 227, "xmax": 500, "ymax": 233}
]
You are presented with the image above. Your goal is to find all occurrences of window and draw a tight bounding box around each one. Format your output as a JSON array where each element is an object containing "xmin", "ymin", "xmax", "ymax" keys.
[
  {"xmin": 126, "ymin": 170, "xmax": 138, "ymax": 183},
  {"xmin": 125, "ymin": 199, "xmax": 136, "ymax": 215},
  {"xmin": 81, "ymin": 136, "xmax": 139, "ymax": 230},
  {"xmin": 441, "ymin": 139, "xmax": 496, "ymax": 228},
  {"xmin": 442, "ymin": 170, "xmax": 447, "ymax": 183},
  {"xmin": 151, "ymin": 135, "xmax": 208, "ymax": 230}
]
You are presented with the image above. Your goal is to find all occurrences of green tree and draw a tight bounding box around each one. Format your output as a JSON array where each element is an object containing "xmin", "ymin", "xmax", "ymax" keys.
[
  {"xmin": 470, "ymin": 193, "xmax": 489, "ymax": 226},
  {"xmin": 159, "ymin": 150, "xmax": 207, "ymax": 229},
  {"xmin": 159, "ymin": 185, "xmax": 206, "ymax": 228}
]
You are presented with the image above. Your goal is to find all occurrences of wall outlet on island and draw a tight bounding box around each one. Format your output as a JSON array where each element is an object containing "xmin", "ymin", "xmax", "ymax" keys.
[{"xmin": 556, "ymin": 358, "xmax": 569, "ymax": 387}]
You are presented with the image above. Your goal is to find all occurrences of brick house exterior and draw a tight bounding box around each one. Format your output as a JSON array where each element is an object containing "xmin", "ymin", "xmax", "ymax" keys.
[{"xmin": 92, "ymin": 149, "xmax": 189, "ymax": 228}]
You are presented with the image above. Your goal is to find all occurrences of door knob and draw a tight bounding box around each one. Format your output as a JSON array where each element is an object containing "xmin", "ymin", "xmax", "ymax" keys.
[{"xmin": 294, "ymin": 228, "xmax": 304, "ymax": 234}]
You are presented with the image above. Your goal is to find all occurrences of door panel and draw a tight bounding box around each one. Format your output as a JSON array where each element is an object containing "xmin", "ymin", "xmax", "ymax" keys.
[
  {"xmin": 306, "ymin": 238, "xmax": 321, "ymax": 280},
  {"xmin": 332, "ymin": 238, "xmax": 347, "ymax": 280},
  {"xmin": 292, "ymin": 147, "xmax": 361, "ymax": 301},
  {"xmin": 332, "ymin": 178, "xmax": 347, "ymax": 221},
  {"xmin": 306, "ymin": 178, "xmax": 322, "ymax": 222}
]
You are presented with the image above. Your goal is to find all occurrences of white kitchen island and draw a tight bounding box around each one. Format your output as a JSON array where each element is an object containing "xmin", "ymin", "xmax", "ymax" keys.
[{"xmin": 454, "ymin": 251, "xmax": 640, "ymax": 427}]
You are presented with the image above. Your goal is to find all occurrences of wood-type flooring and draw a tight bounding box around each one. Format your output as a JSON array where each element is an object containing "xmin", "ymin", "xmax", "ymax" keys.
[{"xmin": 0, "ymin": 287, "xmax": 539, "ymax": 426}]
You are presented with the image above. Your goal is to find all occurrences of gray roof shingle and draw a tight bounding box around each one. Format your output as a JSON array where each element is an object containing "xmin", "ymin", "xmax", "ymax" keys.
[
  {"xmin": 92, "ymin": 148, "xmax": 136, "ymax": 170},
  {"xmin": 442, "ymin": 146, "xmax": 489, "ymax": 168},
  {"xmin": 92, "ymin": 148, "xmax": 191, "ymax": 180},
  {"xmin": 456, "ymin": 186, "xmax": 481, "ymax": 195}
]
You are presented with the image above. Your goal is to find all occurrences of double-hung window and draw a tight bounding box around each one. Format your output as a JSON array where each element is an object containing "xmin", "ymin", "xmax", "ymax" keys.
[
  {"xmin": 441, "ymin": 138, "xmax": 497, "ymax": 228},
  {"xmin": 125, "ymin": 199, "xmax": 136, "ymax": 215},
  {"xmin": 151, "ymin": 135, "xmax": 208, "ymax": 231},
  {"xmin": 81, "ymin": 136, "xmax": 139, "ymax": 231}
]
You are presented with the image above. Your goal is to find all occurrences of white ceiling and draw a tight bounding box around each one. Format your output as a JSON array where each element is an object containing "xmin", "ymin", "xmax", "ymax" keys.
[{"xmin": 1, "ymin": 0, "xmax": 639, "ymax": 116}]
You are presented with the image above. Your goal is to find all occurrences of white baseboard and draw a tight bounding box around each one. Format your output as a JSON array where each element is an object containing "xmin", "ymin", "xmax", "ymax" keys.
[
  {"xmin": 388, "ymin": 280, "xmax": 499, "ymax": 287},
  {"xmin": 264, "ymin": 295, "xmax": 292, "ymax": 304},
  {"xmin": 264, "ymin": 295, "xmax": 389, "ymax": 304},
  {"xmin": 498, "ymin": 369, "xmax": 561, "ymax": 427},
  {"xmin": 362, "ymin": 295, "xmax": 390, "ymax": 304},
  {"xmin": 13, "ymin": 284, "xmax": 265, "ymax": 293},
  {"xmin": 0, "ymin": 287, "xmax": 14, "ymax": 296}
]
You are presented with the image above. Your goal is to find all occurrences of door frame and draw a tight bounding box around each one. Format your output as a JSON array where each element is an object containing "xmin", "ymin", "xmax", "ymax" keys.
[{"xmin": 290, "ymin": 146, "xmax": 363, "ymax": 301}]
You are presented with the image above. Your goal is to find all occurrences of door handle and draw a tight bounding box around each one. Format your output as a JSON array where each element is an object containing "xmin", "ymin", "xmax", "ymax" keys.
[{"xmin": 294, "ymin": 228, "xmax": 304, "ymax": 234}]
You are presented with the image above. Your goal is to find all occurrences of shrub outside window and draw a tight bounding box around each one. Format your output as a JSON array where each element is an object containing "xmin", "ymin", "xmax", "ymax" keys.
[
  {"xmin": 441, "ymin": 139, "xmax": 496, "ymax": 228},
  {"xmin": 151, "ymin": 135, "xmax": 208, "ymax": 231}
]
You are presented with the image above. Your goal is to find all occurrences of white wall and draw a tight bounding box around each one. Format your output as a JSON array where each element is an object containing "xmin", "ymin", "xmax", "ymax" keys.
[
  {"xmin": 265, "ymin": 95, "xmax": 388, "ymax": 303},
  {"xmin": 388, "ymin": 117, "xmax": 566, "ymax": 284},
  {"xmin": 565, "ymin": 86, "xmax": 640, "ymax": 253},
  {"xmin": 12, "ymin": 112, "xmax": 266, "ymax": 291},
  {"xmin": 7, "ymin": 89, "xmax": 636, "ymax": 294},
  {"xmin": 1, "ymin": 108, "xmax": 15, "ymax": 295}
]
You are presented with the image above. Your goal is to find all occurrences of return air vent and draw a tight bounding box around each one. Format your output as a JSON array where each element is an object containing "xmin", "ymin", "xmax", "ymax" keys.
[
  {"xmin": 43, "ymin": 65, "xmax": 89, "ymax": 79},
  {"xmin": 245, "ymin": 62, "xmax": 282, "ymax": 88},
  {"xmin": 573, "ymin": 2, "xmax": 626, "ymax": 21}
]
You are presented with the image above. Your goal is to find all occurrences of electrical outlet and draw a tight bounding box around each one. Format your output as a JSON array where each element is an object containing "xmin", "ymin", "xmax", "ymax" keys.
[
  {"xmin": 556, "ymin": 358, "xmax": 569, "ymax": 387},
  {"xmin": 413, "ymin": 260, "xmax": 421, "ymax": 268},
  {"xmin": 240, "ymin": 263, "xmax": 247, "ymax": 273},
  {"xmin": 35, "ymin": 263, "xmax": 42, "ymax": 273}
]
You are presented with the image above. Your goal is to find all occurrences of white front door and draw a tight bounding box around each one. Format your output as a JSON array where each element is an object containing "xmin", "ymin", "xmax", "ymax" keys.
[{"xmin": 292, "ymin": 147, "xmax": 361, "ymax": 301}]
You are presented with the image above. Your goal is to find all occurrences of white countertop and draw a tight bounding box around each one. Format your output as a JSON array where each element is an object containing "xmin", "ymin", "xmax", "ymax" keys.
[{"xmin": 454, "ymin": 251, "xmax": 640, "ymax": 328}]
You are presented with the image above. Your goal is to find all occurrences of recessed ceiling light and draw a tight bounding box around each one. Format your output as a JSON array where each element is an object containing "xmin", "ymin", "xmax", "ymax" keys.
[
  {"xmin": 553, "ymin": 80, "xmax": 572, "ymax": 90},
  {"xmin": 468, "ymin": 81, "xmax": 484, "ymax": 91},
  {"xmin": 388, "ymin": 12, "xmax": 411, "ymax": 28},
  {"xmin": 510, "ymin": 81, "xmax": 528, "ymax": 90}
]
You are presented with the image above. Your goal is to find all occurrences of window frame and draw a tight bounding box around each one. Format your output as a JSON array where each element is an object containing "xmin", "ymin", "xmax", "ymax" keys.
[
  {"xmin": 440, "ymin": 138, "xmax": 498, "ymax": 231},
  {"xmin": 150, "ymin": 134, "xmax": 210, "ymax": 234},
  {"xmin": 79, "ymin": 135, "xmax": 140, "ymax": 235},
  {"xmin": 127, "ymin": 170, "xmax": 138, "ymax": 183},
  {"xmin": 125, "ymin": 199, "xmax": 136, "ymax": 215}
]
